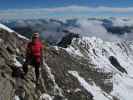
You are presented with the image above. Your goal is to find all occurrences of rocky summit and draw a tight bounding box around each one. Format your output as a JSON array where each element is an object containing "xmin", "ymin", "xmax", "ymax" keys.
[{"xmin": 0, "ymin": 23, "xmax": 133, "ymax": 100}]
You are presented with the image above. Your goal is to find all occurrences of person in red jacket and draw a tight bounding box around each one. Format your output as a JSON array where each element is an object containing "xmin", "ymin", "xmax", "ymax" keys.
[{"xmin": 23, "ymin": 32, "xmax": 43, "ymax": 83}]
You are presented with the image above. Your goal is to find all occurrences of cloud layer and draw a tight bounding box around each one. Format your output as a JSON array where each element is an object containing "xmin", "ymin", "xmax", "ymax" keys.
[
  {"xmin": 0, "ymin": 5, "xmax": 133, "ymax": 20},
  {"xmin": 68, "ymin": 18, "xmax": 133, "ymax": 41}
]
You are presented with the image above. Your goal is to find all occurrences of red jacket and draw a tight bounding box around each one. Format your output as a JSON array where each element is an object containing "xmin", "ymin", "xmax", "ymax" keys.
[{"xmin": 26, "ymin": 38, "xmax": 43, "ymax": 63}]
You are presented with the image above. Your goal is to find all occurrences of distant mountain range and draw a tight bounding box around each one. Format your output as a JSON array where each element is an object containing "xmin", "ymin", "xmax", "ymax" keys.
[{"xmin": 1, "ymin": 17, "xmax": 133, "ymax": 45}]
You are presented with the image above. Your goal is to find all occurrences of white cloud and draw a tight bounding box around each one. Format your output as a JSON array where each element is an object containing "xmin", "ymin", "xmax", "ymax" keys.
[
  {"xmin": 69, "ymin": 19, "xmax": 121, "ymax": 41},
  {"xmin": 0, "ymin": 5, "xmax": 133, "ymax": 20}
]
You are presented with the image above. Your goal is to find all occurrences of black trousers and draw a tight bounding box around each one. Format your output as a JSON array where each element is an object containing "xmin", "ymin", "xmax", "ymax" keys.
[{"xmin": 23, "ymin": 56, "xmax": 41, "ymax": 80}]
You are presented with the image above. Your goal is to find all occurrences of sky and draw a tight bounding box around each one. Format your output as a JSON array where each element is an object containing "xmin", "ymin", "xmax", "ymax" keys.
[
  {"xmin": 1, "ymin": 0, "xmax": 133, "ymax": 9},
  {"xmin": 0, "ymin": 0, "xmax": 133, "ymax": 19}
]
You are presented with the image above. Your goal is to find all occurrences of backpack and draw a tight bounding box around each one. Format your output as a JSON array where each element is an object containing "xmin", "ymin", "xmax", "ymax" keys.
[{"xmin": 27, "ymin": 39, "xmax": 43, "ymax": 57}]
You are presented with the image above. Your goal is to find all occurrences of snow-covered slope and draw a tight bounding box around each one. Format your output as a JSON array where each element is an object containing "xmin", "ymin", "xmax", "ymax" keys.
[
  {"xmin": 0, "ymin": 23, "xmax": 14, "ymax": 33},
  {"xmin": 66, "ymin": 37, "xmax": 133, "ymax": 100},
  {"xmin": 0, "ymin": 23, "xmax": 28, "ymax": 40}
]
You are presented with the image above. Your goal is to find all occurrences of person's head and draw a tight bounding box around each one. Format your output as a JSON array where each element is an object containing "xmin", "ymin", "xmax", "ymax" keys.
[{"xmin": 32, "ymin": 32, "xmax": 40, "ymax": 40}]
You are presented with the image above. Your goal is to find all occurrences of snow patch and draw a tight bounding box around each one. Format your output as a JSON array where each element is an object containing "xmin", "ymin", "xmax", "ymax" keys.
[
  {"xmin": 53, "ymin": 46, "xmax": 59, "ymax": 51},
  {"xmin": 0, "ymin": 23, "xmax": 28, "ymax": 40},
  {"xmin": 14, "ymin": 95, "xmax": 20, "ymax": 100},
  {"xmin": 16, "ymin": 33, "xmax": 29, "ymax": 40},
  {"xmin": 66, "ymin": 46, "xmax": 84, "ymax": 57},
  {"xmin": 0, "ymin": 38, "xmax": 3, "ymax": 42},
  {"xmin": 0, "ymin": 23, "xmax": 14, "ymax": 33},
  {"xmin": 39, "ymin": 93, "xmax": 53, "ymax": 100},
  {"xmin": 68, "ymin": 71, "xmax": 112, "ymax": 100},
  {"xmin": 111, "ymin": 74, "xmax": 133, "ymax": 100},
  {"xmin": 13, "ymin": 55, "xmax": 22, "ymax": 67},
  {"xmin": 43, "ymin": 61, "xmax": 63, "ymax": 97},
  {"xmin": 74, "ymin": 88, "xmax": 81, "ymax": 93}
]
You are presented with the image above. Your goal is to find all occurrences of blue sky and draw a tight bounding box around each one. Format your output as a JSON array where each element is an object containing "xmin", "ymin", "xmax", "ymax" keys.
[
  {"xmin": 0, "ymin": 0, "xmax": 133, "ymax": 19},
  {"xmin": 1, "ymin": 0, "xmax": 133, "ymax": 9}
]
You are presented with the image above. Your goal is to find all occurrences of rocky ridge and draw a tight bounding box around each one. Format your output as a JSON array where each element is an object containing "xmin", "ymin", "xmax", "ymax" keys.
[{"xmin": 0, "ymin": 24, "xmax": 133, "ymax": 100}]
